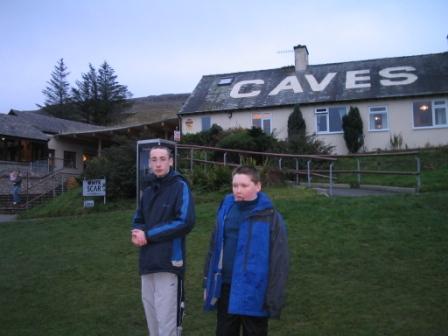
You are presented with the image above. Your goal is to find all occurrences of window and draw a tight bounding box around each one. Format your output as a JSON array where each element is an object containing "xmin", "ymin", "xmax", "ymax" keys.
[
  {"xmin": 413, "ymin": 100, "xmax": 447, "ymax": 128},
  {"xmin": 218, "ymin": 77, "xmax": 233, "ymax": 86},
  {"xmin": 63, "ymin": 151, "xmax": 77, "ymax": 169},
  {"xmin": 434, "ymin": 100, "xmax": 447, "ymax": 126},
  {"xmin": 369, "ymin": 106, "xmax": 389, "ymax": 131},
  {"xmin": 252, "ymin": 112, "xmax": 272, "ymax": 134},
  {"xmin": 201, "ymin": 116, "xmax": 211, "ymax": 131},
  {"xmin": 315, "ymin": 106, "xmax": 347, "ymax": 133}
]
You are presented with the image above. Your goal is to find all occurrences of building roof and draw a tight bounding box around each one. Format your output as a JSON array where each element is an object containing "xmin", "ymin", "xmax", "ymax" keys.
[
  {"xmin": 179, "ymin": 52, "xmax": 448, "ymax": 115},
  {"xmin": 55, "ymin": 117, "xmax": 177, "ymax": 141},
  {"xmin": 1, "ymin": 93, "xmax": 186, "ymax": 143},
  {"xmin": 8, "ymin": 110, "xmax": 105, "ymax": 134},
  {"xmin": 0, "ymin": 114, "xmax": 49, "ymax": 141}
]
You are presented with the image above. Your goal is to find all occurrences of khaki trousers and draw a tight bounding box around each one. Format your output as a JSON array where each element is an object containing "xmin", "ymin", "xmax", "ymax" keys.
[{"xmin": 141, "ymin": 272, "xmax": 179, "ymax": 336}]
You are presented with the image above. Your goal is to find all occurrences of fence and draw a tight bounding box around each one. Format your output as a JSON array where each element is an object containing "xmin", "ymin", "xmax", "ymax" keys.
[
  {"xmin": 0, "ymin": 168, "xmax": 79, "ymax": 213},
  {"xmin": 176, "ymin": 145, "xmax": 421, "ymax": 195},
  {"xmin": 176, "ymin": 144, "xmax": 337, "ymax": 192},
  {"xmin": 326, "ymin": 151, "xmax": 421, "ymax": 192},
  {"xmin": 0, "ymin": 159, "xmax": 50, "ymax": 177}
]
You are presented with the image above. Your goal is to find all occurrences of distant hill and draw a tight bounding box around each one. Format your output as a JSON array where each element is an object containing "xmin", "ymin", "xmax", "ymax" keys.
[
  {"xmin": 118, "ymin": 93, "xmax": 190, "ymax": 125},
  {"xmin": 10, "ymin": 93, "xmax": 190, "ymax": 126}
]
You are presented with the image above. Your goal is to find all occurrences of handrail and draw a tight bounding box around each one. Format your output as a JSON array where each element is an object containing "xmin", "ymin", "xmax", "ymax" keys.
[
  {"xmin": 326, "ymin": 150, "xmax": 419, "ymax": 158},
  {"xmin": 23, "ymin": 171, "xmax": 79, "ymax": 208},
  {"xmin": 176, "ymin": 143, "xmax": 421, "ymax": 193},
  {"xmin": 177, "ymin": 144, "xmax": 337, "ymax": 161}
]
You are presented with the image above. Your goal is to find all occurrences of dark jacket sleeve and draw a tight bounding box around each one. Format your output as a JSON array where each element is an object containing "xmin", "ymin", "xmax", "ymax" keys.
[
  {"xmin": 146, "ymin": 180, "xmax": 195, "ymax": 242},
  {"xmin": 203, "ymin": 224, "xmax": 217, "ymax": 288},
  {"xmin": 265, "ymin": 210, "xmax": 289, "ymax": 318},
  {"xmin": 131, "ymin": 197, "xmax": 146, "ymax": 231}
]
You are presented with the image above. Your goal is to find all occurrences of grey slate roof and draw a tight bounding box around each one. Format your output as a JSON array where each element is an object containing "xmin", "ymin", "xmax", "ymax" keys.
[
  {"xmin": 0, "ymin": 114, "xmax": 49, "ymax": 141},
  {"xmin": 179, "ymin": 52, "xmax": 448, "ymax": 115},
  {"xmin": 8, "ymin": 110, "xmax": 105, "ymax": 134}
]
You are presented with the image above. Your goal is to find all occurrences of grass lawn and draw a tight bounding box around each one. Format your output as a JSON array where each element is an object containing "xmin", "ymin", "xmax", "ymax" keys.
[{"xmin": 1, "ymin": 186, "xmax": 447, "ymax": 335}]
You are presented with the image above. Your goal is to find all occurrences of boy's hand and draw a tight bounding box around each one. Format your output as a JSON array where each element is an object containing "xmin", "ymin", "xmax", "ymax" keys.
[{"xmin": 131, "ymin": 229, "xmax": 148, "ymax": 247}]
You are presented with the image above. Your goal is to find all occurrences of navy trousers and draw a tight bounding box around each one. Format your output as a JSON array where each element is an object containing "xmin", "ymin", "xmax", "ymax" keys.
[{"xmin": 216, "ymin": 284, "xmax": 268, "ymax": 336}]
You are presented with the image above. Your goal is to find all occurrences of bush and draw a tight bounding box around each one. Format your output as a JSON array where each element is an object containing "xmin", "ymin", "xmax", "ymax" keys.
[
  {"xmin": 180, "ymin": 124, "xmax": 224, "ymax": 146},
  {"xmin": 288, "ymin": 104, "xmax": 306, "ymax": 139},
  {"xmin": 185, "ymin": 165, "xmax": 232, "ymax": 192},
  {"xmin": 390, "ymin": 133, "xmax": 404, "ymax": 151},
  {"xmin": 217, "ymin": 129, "xmax": 257, "ymax": 150},
  {"xmin": 284, "ymin": 134, "xmax": 334, "ymax": 155},
  {"xmin": 342, "ymin": 106, "xmax": 364, "ymax": 153},
  {"xmin": 83, "ymin": 137, "xmax": 136, "ymax": 199}
]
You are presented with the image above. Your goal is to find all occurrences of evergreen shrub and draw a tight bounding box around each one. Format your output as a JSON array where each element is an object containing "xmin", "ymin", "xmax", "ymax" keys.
[{"xmin": 83, "ymin": 137, "xmax": 136, "ymax": 199}]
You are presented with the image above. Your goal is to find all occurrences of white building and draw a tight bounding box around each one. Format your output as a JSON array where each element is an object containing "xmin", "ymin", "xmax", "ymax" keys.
[{"xmin": 179, "ymin": 45, "xmax": 448, "ymax": 154}]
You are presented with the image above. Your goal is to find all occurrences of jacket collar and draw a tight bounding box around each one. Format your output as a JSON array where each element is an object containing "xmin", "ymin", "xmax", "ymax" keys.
[
  {"xmin": 146, "ymin": 168, "xmax": 178, "ymax": 188},
  {"xmin": 221, "ymin": 191, "xmax": 273, "ymax": 214}
]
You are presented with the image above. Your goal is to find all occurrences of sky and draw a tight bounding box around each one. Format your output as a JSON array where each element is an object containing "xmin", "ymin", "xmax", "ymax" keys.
[{"xmin": 1, "ymin": 0, "xmax": 447, "ymax": 113}]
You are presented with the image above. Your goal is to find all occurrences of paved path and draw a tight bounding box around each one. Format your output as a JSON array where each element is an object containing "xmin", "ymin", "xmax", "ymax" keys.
[
  {"xmin": 0, "ymin": 214, "xmax": 17, "ymax": 223},
  {"xmin": 313, "ymin": 185, "xmax": 415, "ymax": 197}
]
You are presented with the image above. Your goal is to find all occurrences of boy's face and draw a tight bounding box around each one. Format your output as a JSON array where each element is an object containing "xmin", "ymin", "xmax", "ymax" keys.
[
  {"xmin": 232, "ymin": 173, "xmax": 261, "ymax": 202},
  {"xmin": 149, "ymin": 148, "xmax": 173, "ymax": 178}
]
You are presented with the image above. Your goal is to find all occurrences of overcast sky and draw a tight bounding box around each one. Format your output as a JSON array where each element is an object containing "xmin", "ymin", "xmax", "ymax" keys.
[{"xmin": 1, "ymin": 0, "xmax": 447, "ymax": 113}]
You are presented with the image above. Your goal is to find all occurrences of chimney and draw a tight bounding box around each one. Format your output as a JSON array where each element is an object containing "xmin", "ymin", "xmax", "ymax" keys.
[{"xmin": 293, "ymin": 44, "xmax": 309, "ymax": 71}]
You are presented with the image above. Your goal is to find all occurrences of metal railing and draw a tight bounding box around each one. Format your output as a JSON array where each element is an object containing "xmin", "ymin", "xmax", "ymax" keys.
[
  {"xmin": 22, "ymin": 171, "xmax": 79, "ymax": 208},
  {"xmin": 0, "ymin": 169, "xmax": 79, "ymax": 212},
  {"xmin": 176, "ymin": 145, "xmax": 421, "ymax": 196},
  {"xmin": 325, "ymin": 151, "xmax": 421, "ymax": 192},
  {"xmin": 176, "ymin": 144, "xmax": 338, "ymax": 194},
  {"xmin": 0, "ymin": 159, "xmax": 50, "ymax": 176}
]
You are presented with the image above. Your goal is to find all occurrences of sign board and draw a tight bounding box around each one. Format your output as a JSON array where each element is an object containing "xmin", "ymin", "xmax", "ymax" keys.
[
  {"xmin": 83, "ymin": 179, "xmax": 106, "ymax": 196},
  {"xmin": 174, "ymin": 130, "xmax": 181, "ymax": 142},
  {"xmin": 83, "ymin": 199, "xmax": 95, "ymax": 208}
]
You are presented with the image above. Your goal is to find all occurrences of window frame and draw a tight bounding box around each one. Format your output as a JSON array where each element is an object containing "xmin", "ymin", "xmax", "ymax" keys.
[
  {"xmin": 315, "ymin": 106, "xmax": 347, "ymax": 134},
  {"xmin": 413, "ymin": 99, "xmax": 448, "ymax": 129},
  {"xmin": 201, "ymin": 116, "xmax": 211, "ymax": 131},
  {"xmin": 368, "ymin": 106, "xmax": 389, "ymax": 132},
  {"xmin": 217, "ymin": 77, "xmax": 233, "ymax": 86},
  {"xmin": 252, "ymin": 112, "xmax": 272, "ymax": 134},
  {"xmin": 63, "ymin": 151, "xmax": 77, "ymax": 169},
  {"xmin": 433, "ymin": 100, "xmax": 447, "ymax": 127}
]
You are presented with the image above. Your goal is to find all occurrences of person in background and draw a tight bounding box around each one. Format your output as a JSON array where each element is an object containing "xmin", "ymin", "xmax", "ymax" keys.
[
  {"xmin": 9, "ymin": 170, "xmax": 22, "ymax": 206},
  {"xmin": 131, "ymin": 145, "xmax": 195, "ymax": 336},
  {"xmin": 203, "ymin": 165, "xmax": 289, "ymax": 336}
]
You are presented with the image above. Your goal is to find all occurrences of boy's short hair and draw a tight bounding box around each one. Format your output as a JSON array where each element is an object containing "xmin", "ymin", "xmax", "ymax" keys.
[
  {"xmin": 232, "ymin": 165, "xmax": 261, "ymax": 184},
  {"xmin": 149, "ymin": 145, "xmax": 173, "ymax": 158}
]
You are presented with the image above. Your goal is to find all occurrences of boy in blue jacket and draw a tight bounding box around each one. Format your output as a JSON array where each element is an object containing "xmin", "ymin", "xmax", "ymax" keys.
[{"xmin": 204, "ymin": 165, "xmax": 289, "ymax": 336}]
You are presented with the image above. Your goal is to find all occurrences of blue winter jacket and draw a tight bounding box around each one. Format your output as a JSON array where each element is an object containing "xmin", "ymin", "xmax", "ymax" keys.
[
  {"xmin": 203, "ymin": 192, "xmax": 289, "ymax": 318},
  {"xmin": 132, "ymin": 170, "xmax": 195, "ymax": 278}
]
